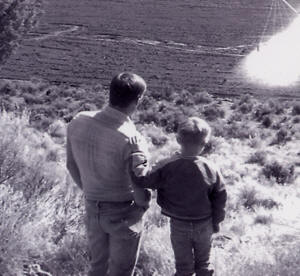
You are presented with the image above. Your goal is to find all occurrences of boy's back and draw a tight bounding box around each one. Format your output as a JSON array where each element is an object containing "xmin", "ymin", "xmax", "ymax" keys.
[{"xmin": 133, "ymin": 154, "xmax": 226, "ymax": 226}]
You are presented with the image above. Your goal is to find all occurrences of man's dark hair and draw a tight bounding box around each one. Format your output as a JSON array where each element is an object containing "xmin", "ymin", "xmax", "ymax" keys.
[{"xmin": 109, "ymin": 72, "xmax": 147, "ymax": 108}]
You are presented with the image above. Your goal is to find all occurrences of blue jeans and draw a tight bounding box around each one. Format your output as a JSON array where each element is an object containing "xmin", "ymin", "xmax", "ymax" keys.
[
  {"xmin": 170, "ymin": 218, "xmax": 214, "ymax": 276},
  {"xmin": 85, "ymin": 199, "xmax": 146, "ymax": 276}
]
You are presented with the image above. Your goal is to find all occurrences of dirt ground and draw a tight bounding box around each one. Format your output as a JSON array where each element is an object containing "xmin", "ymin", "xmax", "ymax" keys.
[{"xmin": 0, "ymin": 0, "xmax": 299, "ymax": 98}]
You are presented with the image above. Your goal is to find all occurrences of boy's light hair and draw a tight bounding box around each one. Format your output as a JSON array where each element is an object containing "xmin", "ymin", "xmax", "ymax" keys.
[{"xmin": 177, "ymin": 117, "xmax": 211, "ymax": 145}]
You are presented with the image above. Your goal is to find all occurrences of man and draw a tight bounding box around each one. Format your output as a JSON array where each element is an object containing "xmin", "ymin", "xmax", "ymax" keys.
[{"xmin": 66, "ymin": 72, "xmax": 151, "ymax": 276}]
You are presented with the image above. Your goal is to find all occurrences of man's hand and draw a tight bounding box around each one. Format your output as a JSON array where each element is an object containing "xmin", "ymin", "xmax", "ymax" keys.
[{"xmin": 129, "ymin": 136, "xmax": 142, "ymax": 153}]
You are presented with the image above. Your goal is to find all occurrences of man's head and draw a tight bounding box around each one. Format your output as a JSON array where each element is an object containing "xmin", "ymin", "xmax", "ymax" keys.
[
  {"xmin": 109, "ymin": 72, "xmax": 147, "ymax": 115},
  {"xmin": 177, "ymin": 117, "xmax": 211, "ymax": 153}
]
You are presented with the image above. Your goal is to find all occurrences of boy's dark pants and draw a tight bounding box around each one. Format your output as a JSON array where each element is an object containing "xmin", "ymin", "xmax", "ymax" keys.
[
  {"xmin": 85, "ymin": 199, "xmax": 145, "ymax": 276},
  {"xmin": 170, "ymin": 218, "xmax": 214, "ymax": 276}
]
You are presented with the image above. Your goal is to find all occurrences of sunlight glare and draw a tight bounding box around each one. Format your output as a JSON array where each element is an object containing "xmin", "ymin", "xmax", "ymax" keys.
[{"xmin": 244, "ymin": 15, "xmax": 300, "ymax": 86}]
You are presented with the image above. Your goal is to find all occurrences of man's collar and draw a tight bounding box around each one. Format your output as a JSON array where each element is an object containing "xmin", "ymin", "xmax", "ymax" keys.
[{"xmin": 103, "ymin": 105, "xmax": 131, "ymax": 122}]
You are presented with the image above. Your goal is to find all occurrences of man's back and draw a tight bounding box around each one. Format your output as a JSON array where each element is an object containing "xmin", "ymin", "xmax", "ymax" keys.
[{"xmin": 67, "ymin": 107, "xmax": 139, "ymax": 201}]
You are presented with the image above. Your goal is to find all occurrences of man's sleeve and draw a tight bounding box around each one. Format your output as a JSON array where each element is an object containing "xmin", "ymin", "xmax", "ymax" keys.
[
  {"xmin": 66, "ymin": 132, "xmax": 83, "ymax": 189},
  {"xmin": 210, "ymin": 168, "xmax": 227, "ymax": 226},
  {"xmin": 124, "ymin": 132, "xmax": 152, "ymax": 208}
]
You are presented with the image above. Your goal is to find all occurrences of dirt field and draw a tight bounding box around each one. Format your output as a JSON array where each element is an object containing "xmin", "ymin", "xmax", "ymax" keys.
[{"xmin": 0, "ymin": 0, "xmax": 299, "ymax": 98}]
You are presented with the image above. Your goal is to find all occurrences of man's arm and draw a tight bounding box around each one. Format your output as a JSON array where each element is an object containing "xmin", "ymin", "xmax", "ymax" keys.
[
  {"xmin": 210, "ymin": 170, "xmax": 227, "ymax": 232},
  {"xmin": 66, "ymin": 135, "xmax": 83, "ymax": 189}
]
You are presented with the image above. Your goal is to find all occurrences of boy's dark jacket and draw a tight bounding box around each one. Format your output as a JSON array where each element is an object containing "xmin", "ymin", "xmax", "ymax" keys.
[{"xmin": 131, "ymin": 154, "xmax": 227, "ymax": 226}]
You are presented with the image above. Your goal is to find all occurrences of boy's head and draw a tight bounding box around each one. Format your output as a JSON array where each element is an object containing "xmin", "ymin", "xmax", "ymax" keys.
[
  {"xmin": 177, "ymin": 117, "xmax": 211, "ymax": 149},
  {"xmin": 109, "ymin": 72, "xmax": 146, "ymax": 113}
]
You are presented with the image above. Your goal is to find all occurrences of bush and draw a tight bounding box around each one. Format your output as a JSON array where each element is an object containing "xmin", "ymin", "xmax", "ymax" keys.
[
  {"xmin": 292, "ymin": 103, "xmax": 300, "ymax": 115},
  {"xmin": 247, "ymin": 151, "xmax": 266, "ymax": 165},
  {"xmin": 254, "ymin": 214, "xmax": 273, "ymax": 225},
  {"xmin": 239, "ymin": 186, "xmax": 259, "ymax": 210},
  {"xmin": 0, "ymin": 0, "xmax": 43, "ymax": 65},
  {"xmin": 262, "ymin": 161, "xmax": 294, "ymax": 185},
  {"xmin": 292, "ymin": 116, "xmax": 300, "ymax": 124},
  {"xmin": 272, "ymin": 128, "xmax": 291, "ymax": 145},
  {"xmin": 194, "ymin": 91, "xmax": 213, "ymax": 104},
  {"xmin": 203, "ymin": 104, "xmax": 225, "ymax": 121},
  {"xmin": 239, "ymin": 102, "xmax": 253, "ymax": 114},
  {"xmin": 262, "ymin": 115, "xmax": 273, "ymax": 128},
  {"xmin": 253, "ymin": 103, "xmax": 272, "ymax": 121}
]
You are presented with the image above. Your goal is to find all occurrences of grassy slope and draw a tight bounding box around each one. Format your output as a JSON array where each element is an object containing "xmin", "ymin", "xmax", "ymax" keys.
[{"xmin": 0, "ymin": 80, "xmax": 300, "ymax": 275}]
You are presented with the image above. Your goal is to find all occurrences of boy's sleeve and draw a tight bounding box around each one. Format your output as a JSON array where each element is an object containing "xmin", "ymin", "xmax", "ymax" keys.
[
  {"xmin": 66, "ymin": 133, "xmax": 83, "ymax": 189},
  {"xmin": 210, "ymin": 168, "xmax": 227, "ymax": 227},
  {"xmin": 131, "ymin": 167, "xmax": 165, "ymax": 189}
]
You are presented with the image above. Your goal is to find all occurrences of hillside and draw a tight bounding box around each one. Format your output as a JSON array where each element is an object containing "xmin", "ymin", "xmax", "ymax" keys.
[{"xmin": 0, "ymin": 80, "xmax": 300, "ymax": 275}]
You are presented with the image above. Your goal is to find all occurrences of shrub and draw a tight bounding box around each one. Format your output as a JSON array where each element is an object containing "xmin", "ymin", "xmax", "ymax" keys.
[
  {"xmin": 253, "ymin": 103, "xmax": 272, "ymax": 121},
  {"xmin": 238, "ymin": 94, "xmax": 254, "ymax": 105},
  {"xmin": 254, "ymin": 214, "xmax": 273, "ymax": 225},
  {"xmin": 0, "ymin": 0, "xmax": 43, "ymax": 65},
  {"xmin": 203, "ymin": 104, "xmax": 225, "ymax": 121},
  {"xmin": 292, "ymin": 116, "xmax": 300, "ymax": 124},
  {"xmin": 194, "ymin": 91, "xmax": 213, "ymax": 104},
  {"xmin": 247, "ymin": 151, "xmax": 266, "ymax": 165},
  {"xmin": 262, "ymin": 115, "xmax": 273, "ymax": 128},
  {"xmin": 292, "ymin": 103, "xmax": 300, "ymax": 115},
  {"xmin": 239, "ymin": 186, "xmax": 259, "ymax": 210},
  {"xmin": 272, "ymin": 128, "xmax": 291, "ymax": 145},
  {"xmin": 267, "ymin": 99, "xmax": 285, "ymax": 115},
  {"xmin": 225, "ymin": 121, "xmax": 255, "ymax": 140},
  {"xmin": 262, "ymin": 161, "xmax": 294, "ymax": 185},
  {"xmin": 174, "ymin": 89, "xmax": 194, "ymax": 106},
  {"xmin": 239, "ymin": 102, "xmax": 253, "ymax": 114},
  {"xmin": 259, "ymin": 198, "xmax": 279, "ymax": 209}
]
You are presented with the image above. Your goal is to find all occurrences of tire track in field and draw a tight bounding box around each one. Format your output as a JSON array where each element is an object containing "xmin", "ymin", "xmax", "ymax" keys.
[
  {"xmin": 26, "ymin": 23, "xmax": 252, "ymax": 57},
  {"xmin": 26, "ymin": 25, "xmax": 81, "ymax": 41}
]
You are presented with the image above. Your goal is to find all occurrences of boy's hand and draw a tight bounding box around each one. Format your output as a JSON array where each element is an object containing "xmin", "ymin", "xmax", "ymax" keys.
[{"xmin": 213, "ymin": 224, "xmax": 220, "ymax": 233}]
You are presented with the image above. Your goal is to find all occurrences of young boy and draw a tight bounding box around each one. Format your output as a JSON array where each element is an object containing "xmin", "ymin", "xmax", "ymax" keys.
[{"xmin": 130, "ymin": 117, "xmax": 227, "ymax": 276}]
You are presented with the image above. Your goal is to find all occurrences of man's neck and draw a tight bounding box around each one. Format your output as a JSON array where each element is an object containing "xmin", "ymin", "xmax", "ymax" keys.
[{"xmin": 109, "ymin": 105, "xmax": 131, "ymax": 117}]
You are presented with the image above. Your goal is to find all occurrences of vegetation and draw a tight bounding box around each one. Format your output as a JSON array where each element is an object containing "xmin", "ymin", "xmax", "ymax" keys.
[
  {"xmin": 0, "ymin": 0, "xmax": 43, "ymax": 65},
  {"xmin": 0, "ymin": 79, "xmax": 299, "ymax": 275}
]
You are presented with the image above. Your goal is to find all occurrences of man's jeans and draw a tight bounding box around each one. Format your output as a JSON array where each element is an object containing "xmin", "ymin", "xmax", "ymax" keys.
[
  {"xmin": 85, "ymin": 199, "xmax": 145, "ymax": 276},
  {"xmin": 170, "ymin": 218, "xmax": 214, "ymax": 276}
]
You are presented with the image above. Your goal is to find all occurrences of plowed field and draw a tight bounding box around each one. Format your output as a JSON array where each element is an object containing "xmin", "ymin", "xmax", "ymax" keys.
[{"xmin": 0, "ymin": 0, "xmax": 299, "ymax": 98}]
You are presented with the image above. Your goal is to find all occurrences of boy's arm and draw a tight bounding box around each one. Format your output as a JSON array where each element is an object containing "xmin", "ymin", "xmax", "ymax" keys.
[
  {"xmin": 131, "ymin": 167, "xmax": 165, "ymax": 189},
  {"xmin": 210, "ymin": 170, "xmax": 227, "ymax": 232},
  {"xmin": 66, "ymin": 135, "xmax": 83, "ymax": 189}
]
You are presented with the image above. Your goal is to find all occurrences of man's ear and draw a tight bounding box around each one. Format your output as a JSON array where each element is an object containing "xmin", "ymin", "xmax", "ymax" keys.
[{"xmin": 176, "ymin": 135, "xmax": 182, "ymax": 145}]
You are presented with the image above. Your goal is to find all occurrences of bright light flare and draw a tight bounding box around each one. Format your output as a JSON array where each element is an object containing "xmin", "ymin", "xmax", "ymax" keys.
[{"xmin": 243, "ymin": 16, "xmax": 300, "ymax": 87}]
